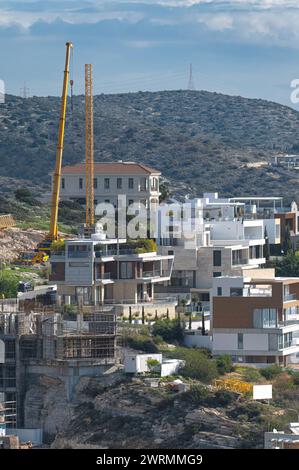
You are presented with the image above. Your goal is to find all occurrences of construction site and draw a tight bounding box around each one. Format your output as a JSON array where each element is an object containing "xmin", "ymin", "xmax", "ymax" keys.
[{"xmin": 0, "ymin": 302, "xmax": 118, "ymax": 437}]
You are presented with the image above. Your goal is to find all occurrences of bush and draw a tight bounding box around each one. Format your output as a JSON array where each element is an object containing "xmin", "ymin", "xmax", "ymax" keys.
[
  {"xmin": 292, "ymin": 372, "xmax": 299, "ymax": 386},
  {"xmin": 210, "ymin": 389, "xmax": 237, "ymax": 407},
  {"xmin": 152, "ymin": 319, "xmax": 184, "ymax": 343},
  {"xmin": 168, "ymin": 347, "xmax": 219, "ymax": 383},
  {"xmin": 0, "ymin": 271, "xmax": 19, "ymax": 298},
  {"xmin": 15, "ymin": 187, "xmax": 39, "ymax": 206},
  {"xmin": 242, "ymin": 368, "xmax": 262, "ymax": 383},
  {"xmin": 260, "ymin": 365, "xmax": 283, "ymax": 380},
  {"xmin": 184, "ymin": 384, "xmax": 210, "ymax": 404},
  {"xmin": 127, "ymin": 334, "xmax": 158, "ymax": 353},
  {"xmin": 216, "ymin": 355, "xmax": 234, "ymax": 375}
]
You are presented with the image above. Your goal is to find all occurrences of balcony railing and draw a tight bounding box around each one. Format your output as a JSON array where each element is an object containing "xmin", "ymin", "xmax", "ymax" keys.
[
  {"xmin": 283, "ymin": 293, "xmax": 296, "ymax": 302},
  {"xmin": 95, "ymin": 248, "xmax": 136, "ymax": 257},
  {"xmin": 96, "ymin": 272, "xmax": 112, "ymax": 281},
  {"xmin": 232, "ymin": 258, "xmax": 249, "ymax": 266},
  {"xmin": 137, "ymin": 270, "xmax": 170, "ymax": 279},
  {"xmin": 278, "ymin": 339, "xmax": 298, "ymax": 350},
  {"xmin": 68, "ymin": 252, "xmax": 90, "ymax": 258}
]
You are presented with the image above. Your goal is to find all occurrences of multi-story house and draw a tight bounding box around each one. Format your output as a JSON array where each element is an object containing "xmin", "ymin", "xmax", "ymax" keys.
[
  {"xmin": 157, "ymin": 193, "xmax": 267, "ymax": 303},
  {"xmin": 230, "ymin": 196, "xmax": 299, "ymax": 252},
  {"xmin": 211, "ymin": 270, "xmax": 299, "ymax": 367},
  {"xmin": 50, "ymin": 235, "xmax": 176, "ymax": 318},
  {"xmin": 57, "ymin": 161, "xmax": 161, "ymax": 212}
]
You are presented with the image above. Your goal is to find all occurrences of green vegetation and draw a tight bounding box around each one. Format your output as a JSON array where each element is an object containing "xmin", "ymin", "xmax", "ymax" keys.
[
  {"xmin": 0, "ymin": 270, "xmax": 20, "ymax": 298},
  {"xmin": 128, "ymin": 238, "xmax": 157, "ymax": 254},
  {"xmin": 126, "ymin": 332, "xmax": 158, "ymax": 354},
  {"xmin": 15, "ymin": 187, "xmax": 39, "ymax": 206},
  {"xmin": 216, "ymin": 354, "xmax": 234, "ymax": 374},
  {"xmin": 260, "ymin": 364, "xmax": 283, "ymax": 380},
  {"xmin": 152, "ymin": 319, "xmax": 184, "ymax": 343},
  {"xmin": 273, "ymin": 251, "xmax": 299, "ymax": 277},
  {"xmin": 165, "ymin": 347, "xmax": 219, "ymax": 384}
]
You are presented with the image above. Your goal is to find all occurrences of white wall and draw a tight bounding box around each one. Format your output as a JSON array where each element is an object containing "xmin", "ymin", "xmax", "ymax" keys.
[
  {"xmin": 124, "ymin": 354, "xmax": 162, "ymax": 373},
  {"xmin": 210, "ymin": 221, "xmax": 244, "ymax": 241}
]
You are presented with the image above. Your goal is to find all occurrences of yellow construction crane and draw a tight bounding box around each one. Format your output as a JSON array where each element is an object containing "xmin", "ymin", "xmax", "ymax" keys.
[
  {"xmin": 85, "ymin": 64, "xmax": 94, "ymax": 228},
  {"xmin": 38, "ymin": 41, "xmax": 73, "ymax": 252}
]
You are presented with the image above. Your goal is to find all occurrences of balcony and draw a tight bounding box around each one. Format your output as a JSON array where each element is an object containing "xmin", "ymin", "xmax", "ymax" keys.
[
  {"xmin": 68, "ymin": 252, "xmax": 90, "ymax": 259},
  {"xmin": 137, "ymin": 270, "xmax": 170, "ymax": 279},
  {"xmin": 232, "ymin": 258, "xmax": 249, "ymax": 266},
  {"xmin": 95, "ymin": 248, "xmax": 136, "ymax": 257},
  {"xmin": 283, "ymin": 293, "xmax": 296, "ymax": 302},
  {"xmin": 96, "ymin": 272, "xmax": 112, "ymax": 281}
]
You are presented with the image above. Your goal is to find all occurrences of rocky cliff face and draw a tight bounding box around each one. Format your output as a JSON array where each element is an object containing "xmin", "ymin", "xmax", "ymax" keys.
[{"xmin": 33, "ymin": 376, "xmax": 262, "ymax": 449}]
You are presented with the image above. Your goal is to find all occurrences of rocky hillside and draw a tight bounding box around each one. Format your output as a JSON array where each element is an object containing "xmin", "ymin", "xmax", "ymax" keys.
[{"xmin": 0, "ymin": 91, "xmax": 299, "ymax": 202}]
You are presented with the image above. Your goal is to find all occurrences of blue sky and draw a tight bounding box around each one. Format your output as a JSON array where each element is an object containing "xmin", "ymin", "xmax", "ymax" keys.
[{"xmin": 1, "ymin": 0, "xmax": 299, "ymax": 107}]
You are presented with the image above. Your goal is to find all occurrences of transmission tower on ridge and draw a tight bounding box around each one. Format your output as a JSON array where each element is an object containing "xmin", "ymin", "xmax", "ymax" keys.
[
  {"xmin": 20, "ymin": 82, "xmax": 30, "ymax": 98},
  {"xmin": 188, "ymin": 63, "xmax": 196, "ymax": 91}
]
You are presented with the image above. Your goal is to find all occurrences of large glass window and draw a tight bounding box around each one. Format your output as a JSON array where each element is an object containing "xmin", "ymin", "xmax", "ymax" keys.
[
  {"xmin": 253, "ymin": 308, "xmax": 277, "ymax": 328},
  {"xmin": 128, "ymin": 178, "xmax": 134, "ymax": 189},
  {"xmin": 238, "ymin": 333, "xmax": 243, "ymax": 349},
  {"xmin": 117, "ymin": 178, "xmax": 122, "ymax": 189},
  {"xmin": 104, "ymin": 178, "xmax": 110, "ymax": 189}
]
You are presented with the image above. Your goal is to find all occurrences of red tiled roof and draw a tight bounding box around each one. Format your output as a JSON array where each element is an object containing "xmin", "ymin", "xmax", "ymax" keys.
[{"xmin": 61, "ymin": 162, "xmax": 161, "ymax": 176}]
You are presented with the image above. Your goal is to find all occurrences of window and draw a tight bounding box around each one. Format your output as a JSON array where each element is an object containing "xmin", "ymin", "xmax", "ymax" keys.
[
  {"xmin": 213, "ymin": 250, "xmax": 222, "ymax": 267},
  {"xmin": 237, "ymin": 333, "xmax": 243, "ymax": 350},
  {"xmin": 230, "ymin": 287, "xmax": 243, "ymax": 297},
  {"xmin": 129, "ymin": 199, "xmax": 134, "ymax": 206},
  {"xmin": 120, "ymin": 262, "xmax": 133, "ymax": 279},
  {"xmin": 79, "ymin": 178, "xmax": 83, "ymax": 189},
  {"xmin": 105, "ymin": 199, "xmax": 110, "ymax": 204},
  {"xmin": 140, "ymin": 177, "xmax": 147, "ymax": 191},
  {"xmin": 168, "ymin": 250, "xmax": 174, "ymax": 255},
  {"xmin": 104, "ymin": 178, "xmax": 110, "ymax": 189},
  {"xmin": 213, "ymin": 272, "xmax": 221, "ymax": 278},
  {"xmin": 117, "ymin": 178, "xmax": 122, "ymax": 189},
  {"xmin": 94, "ymin": 178, "xmax": 98, "ymax": 189},
  {"xmin": 217, "ymin": 287, "xmax": 222, "ymax": 296},
  {"xmin": 62, "ymin": 178, "xmax": 65, "ymax": 189},
  {"xmin": 253, "ymin": 308, "xmax": 277, "ymax": 328},
  {"xmin": 128, "ymin": 178, "xmax": 134, "ymax": 189}
]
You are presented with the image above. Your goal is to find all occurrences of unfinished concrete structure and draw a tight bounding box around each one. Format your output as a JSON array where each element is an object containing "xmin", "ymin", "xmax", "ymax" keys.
[{"xmin": 0, "ymin": 306, "xmax": 118, "ymax": 430}]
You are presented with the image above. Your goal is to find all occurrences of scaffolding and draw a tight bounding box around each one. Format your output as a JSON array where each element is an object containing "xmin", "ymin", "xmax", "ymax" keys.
[{"xmin": 17, "ymin": 309, "xmax": 117, "ymax": 364}]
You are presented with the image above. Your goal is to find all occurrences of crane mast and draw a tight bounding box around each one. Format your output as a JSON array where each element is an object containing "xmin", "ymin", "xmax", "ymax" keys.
[
  {"xmin": 85, "ymin": 64, "xmax": 95, "ymax": 227},
  {"xmin": 49, "ymin": 41, "xmax": 73, "ymax": 241}
]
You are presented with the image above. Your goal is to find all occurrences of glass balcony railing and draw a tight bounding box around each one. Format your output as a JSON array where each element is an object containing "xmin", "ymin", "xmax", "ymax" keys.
[
  {"xmin": 283, "ymin": 293, "xmax": 296, "ymax": 302},
  {"xmin": 232, "ymin": 258, "xmax": 249, "ymax": 266},
  {"xmin": 96, "ymin": 272, "xmax": 112, "ymax": 281}
]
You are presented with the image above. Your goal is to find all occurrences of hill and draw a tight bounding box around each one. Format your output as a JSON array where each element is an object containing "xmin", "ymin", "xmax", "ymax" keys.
[{"xmin": 1, "ymin": 90, "xmax": 299, "ymax": 202}]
